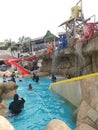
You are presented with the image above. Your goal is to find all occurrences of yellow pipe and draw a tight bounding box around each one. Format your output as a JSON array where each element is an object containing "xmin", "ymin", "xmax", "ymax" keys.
[{"xmin": 50, "ymin": 72, "xmax": 98, "ymax": 90}]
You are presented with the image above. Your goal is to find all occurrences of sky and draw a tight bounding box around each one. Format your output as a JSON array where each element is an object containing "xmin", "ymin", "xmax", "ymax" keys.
[{"xmin": 0, "ymin": 0, "xmax": 97, "ymax": 42}]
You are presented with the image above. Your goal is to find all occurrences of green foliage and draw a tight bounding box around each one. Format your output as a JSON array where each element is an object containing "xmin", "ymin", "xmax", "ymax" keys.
[
  {"xmin": 10, "ymin": 46, "xmax": 18, "ymax": 51},
  {"xmin": 5, "ymin": 42, "xmax": 11, "ymax": 48},
  {"xmin": 18, "ymin": 36, "xmax": 32, "ymax": 52},
  {"xmin": 44, "ymin": 30, "xmax": 55, "ymax": 43}
]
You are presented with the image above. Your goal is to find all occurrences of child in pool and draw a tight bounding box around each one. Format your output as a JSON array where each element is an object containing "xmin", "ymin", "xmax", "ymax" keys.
[{"xmin": 28, "ymin": 84, "xmax": 33, "ymax": 91}]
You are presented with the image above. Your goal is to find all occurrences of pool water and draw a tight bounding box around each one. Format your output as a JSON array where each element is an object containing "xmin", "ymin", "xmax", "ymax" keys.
[{"xmin": 6, "ymin": 77, "xmax": 76, "ymax": 130}]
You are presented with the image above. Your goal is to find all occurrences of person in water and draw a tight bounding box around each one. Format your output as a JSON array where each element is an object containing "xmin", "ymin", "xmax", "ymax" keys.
[
  {"xmin": 32, "ymin": 73, "xmax": 36, "ymax": 81},
  {"xmin": 51, "ymin": 74, "xmax": 57, "ymax": 82},
  {"xmin": 9, "ymin": 94, "xmax": 25, "ymax": 115},
  {"xmin": 35, "ymin": 74, "xmax": 39, "ymax": 83},
  {"xmin": 11, "ymin": 72, "xmax": 16, "ymax": 82},
  {"xmin": 28, "ymin": 84, "xmax": 33, "ymax": 91},
  {"xmin": 3, "ymin": 74, "xmax": 7, "ymax": 83},
  {"xmin": 18, "ymin": 75, "xmax": 23, "ymax": 82},
  {"xmin": 11, "ymin": 76, "xmax": 16, "ymax": 82}
]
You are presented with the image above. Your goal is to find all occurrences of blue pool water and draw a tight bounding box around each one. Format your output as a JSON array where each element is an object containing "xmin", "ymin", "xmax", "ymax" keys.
[{"xmin": 6, "ymin": 77, "xmax": 76, "ymax": 130}]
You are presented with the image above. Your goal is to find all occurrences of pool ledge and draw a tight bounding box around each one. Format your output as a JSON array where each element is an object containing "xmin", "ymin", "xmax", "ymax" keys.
[{"xmin": 49, "ymin": 72, "xmax": 98, "ymax": 107}]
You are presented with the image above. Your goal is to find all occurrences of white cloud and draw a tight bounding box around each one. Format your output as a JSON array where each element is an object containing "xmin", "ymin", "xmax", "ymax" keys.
[{"xmin": 0, "ymin": 0, "xmax": 97, "ymax": 42}]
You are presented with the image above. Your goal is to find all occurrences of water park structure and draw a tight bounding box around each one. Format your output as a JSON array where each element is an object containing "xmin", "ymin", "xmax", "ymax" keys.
[
  {"xmin": 4, "ymin": 55, "xmax": 36, "ymax": 75},
  {"xmin": 47, "ymin": 1, "xmax": 98, "ymax": 129},
  {"xmin": 0, "ymin": 0, "xmax": 98, "ymax": 130},
  {"xmin": 59, "ymin": 0, "xmax": 98, "ymax": 44}
]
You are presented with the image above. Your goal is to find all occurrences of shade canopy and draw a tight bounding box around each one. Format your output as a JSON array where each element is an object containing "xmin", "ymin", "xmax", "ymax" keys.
[{"xmin": 58, "ymin": 17, "xmax": 74, "ymax": 27}]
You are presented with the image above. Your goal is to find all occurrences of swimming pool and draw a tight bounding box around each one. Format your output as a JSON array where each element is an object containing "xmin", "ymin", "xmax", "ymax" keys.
[{"xmin": 6, "ymin": 77, "xmax": 76, "ymax": 130}]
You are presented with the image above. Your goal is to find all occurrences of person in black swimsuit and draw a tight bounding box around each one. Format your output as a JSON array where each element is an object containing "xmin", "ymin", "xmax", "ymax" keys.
[{"xmin": 9, "ymin": 94, "xmax": 25, "ymax": 115}]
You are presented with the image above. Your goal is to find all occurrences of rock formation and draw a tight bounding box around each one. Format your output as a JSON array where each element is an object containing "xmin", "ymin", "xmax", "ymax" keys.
[
  {"xmin": 0, "ymin": 81, "xmax": 18, "ymax": 115},
  {"xmin": 0, "ymin": 115, "xmax": 14, "ymax": 130},
  {"xmin": 44, "ymin": 119, "xmax": 71, "ymax": 130},
  {"xmin": 41, "ymin": 37, "xmax": 98, "ymax": 78},
  {"xmin": 41, "ymin": 37, "xmax": 98, "ymax": 129},
  {"xmin": 75, "ymin": 76, "xmax": 98, "ymax": 129}
]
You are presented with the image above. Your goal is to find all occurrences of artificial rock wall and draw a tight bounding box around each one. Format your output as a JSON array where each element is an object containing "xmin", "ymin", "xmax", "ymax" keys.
[
  {"xmin": 41, "ymin": 37, "xmax": 98, "ymax": 78},
  {"xmin": 50, "ymin": 73, "xmax": 98, "ymax": 129}
]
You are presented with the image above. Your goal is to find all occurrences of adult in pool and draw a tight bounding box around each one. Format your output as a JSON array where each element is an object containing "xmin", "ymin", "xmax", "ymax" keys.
[
  {"xmin": 35, "ymin": 74, "xmax": 39, "ymax": 83},
  {"xmin": 9, "ymin": 94, "xmax": 25, "ymax": 115},
  {"xmin": 51, "ymin": 74, "xmax": 57, "ymax": 82},
  {"xmin": 32, "ymin": 73, "xmax": 36, "ymax": 81},
  {"xmin": 10, "ymin": 72, "xmax": 16, "ymax": 82}
]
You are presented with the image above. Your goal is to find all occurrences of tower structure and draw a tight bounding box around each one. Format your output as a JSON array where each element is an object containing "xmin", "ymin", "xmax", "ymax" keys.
[{"xmin": 59, "ymin": 0, "xmax": 84, "ymax": 41}]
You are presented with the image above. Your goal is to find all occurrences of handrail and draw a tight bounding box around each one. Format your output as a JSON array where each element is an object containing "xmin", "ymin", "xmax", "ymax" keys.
[{"xmin": 50, "ymin": 72, "xmax": 98, "ymax": 90}]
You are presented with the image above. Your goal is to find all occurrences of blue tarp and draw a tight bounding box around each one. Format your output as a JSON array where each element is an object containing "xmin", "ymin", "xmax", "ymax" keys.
[{"xmin": 58, "ymin": 35, "xmax": 67, "ymax": 50}]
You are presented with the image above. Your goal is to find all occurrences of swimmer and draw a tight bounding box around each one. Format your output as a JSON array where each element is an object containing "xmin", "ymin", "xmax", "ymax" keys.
[
  {"xmin": 9, "ymin": 94, "xmax": 25, "ymax": 115},
  {"xmin": 18, "ymin": 75, "xmax": 23, "ymax": 82},
  {"xmin": 28, "ymin": 84, "xmax": 33, "ymax": 91}
]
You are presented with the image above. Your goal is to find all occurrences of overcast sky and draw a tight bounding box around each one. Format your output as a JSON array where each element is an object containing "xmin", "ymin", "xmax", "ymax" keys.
[{"xmin": 0, "ymin": 0, "xmax": 97, "ymax": 42}]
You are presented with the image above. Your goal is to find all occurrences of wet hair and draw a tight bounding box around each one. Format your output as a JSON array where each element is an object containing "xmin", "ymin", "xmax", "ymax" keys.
[
  {"xmin": 29, "ymin": 84, "xmax": 32, "ymax": 87},
  {"xmin": 29, "ymin": 84, "xmax": 32, "ymax": 90},
  {"xmin": 14, "ymin": 94, "xmax": 19, "ymax": 100}
]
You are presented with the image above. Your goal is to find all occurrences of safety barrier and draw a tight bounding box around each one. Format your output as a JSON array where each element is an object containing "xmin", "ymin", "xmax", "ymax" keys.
[{"xmin": 50, "ymin": 72, "xmax": 98, "ymax": 107}]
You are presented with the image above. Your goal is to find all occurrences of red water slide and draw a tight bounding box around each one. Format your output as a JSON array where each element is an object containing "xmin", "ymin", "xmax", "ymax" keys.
[{"xmin": 4, "ymin": 56, "xmax": 36, "ymax": 75}]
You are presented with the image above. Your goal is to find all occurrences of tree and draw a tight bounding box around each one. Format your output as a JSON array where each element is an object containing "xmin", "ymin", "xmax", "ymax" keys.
[
  {"xmin": 44, "ymin": 30, "xmax": 56, "ymax": 43},
  {"xmin": 18, "ymin": 36, "xmax": 31, "ymax": 53},
  {"xmin": 10, "ymin": 46, "xmax": 18, "ymax": 56},
  {"xmin": 4, "ymin": 39, "xmax": 19, "ymax": 57},
  {"xmin": 4, "ymin": 39, "xmax": 11, "ymax": 48}
]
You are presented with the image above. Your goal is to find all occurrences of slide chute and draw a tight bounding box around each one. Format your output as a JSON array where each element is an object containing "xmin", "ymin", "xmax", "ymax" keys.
[{"xmin": 4, "ymin": 56, "xmax": 36, "ymax": 75}]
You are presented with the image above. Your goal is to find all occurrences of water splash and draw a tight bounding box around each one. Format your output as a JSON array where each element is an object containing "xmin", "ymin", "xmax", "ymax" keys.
[
  {"xmin": 51, "ymin": 49, "xmax": 58, "ymax": 74},
  {"xmin": 74, "ymin": 42, "xmax": 85, "ymax": 76}
]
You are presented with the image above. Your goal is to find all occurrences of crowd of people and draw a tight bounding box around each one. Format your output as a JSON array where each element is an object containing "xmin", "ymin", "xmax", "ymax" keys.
[
  {"xmin": 1, "ymin": 34, "xmax": 67, "ymax": 117},
  {"xmin": 2, "ymin": 71, "xmax": 40, "ymax": 115},
  {"xmin": 2, "ymin": 69, "xmax": 58, "ymax": 116},
  {"xmin": 9, "ymin": 94, "xmax": 25, "ymax": 115}
]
